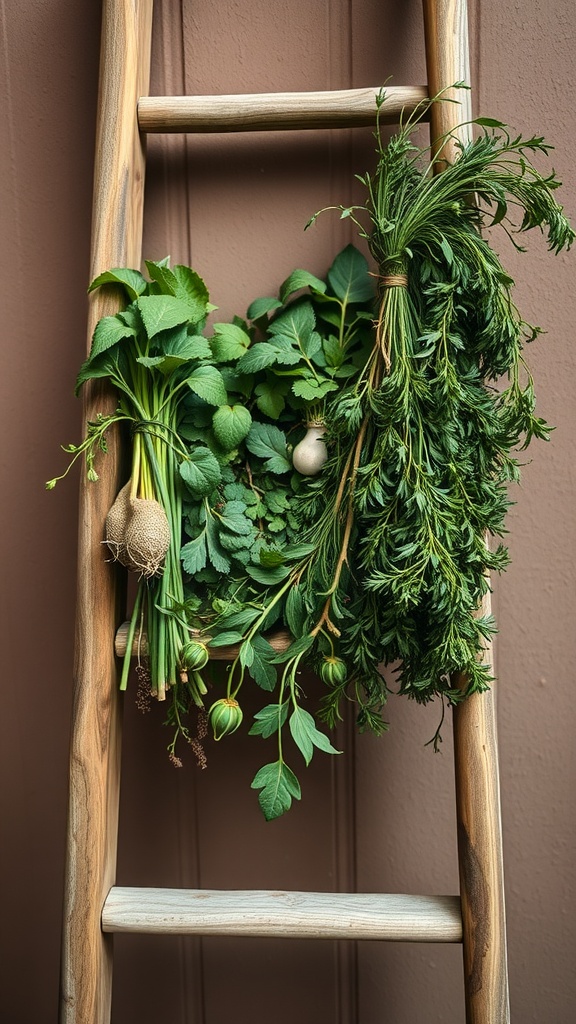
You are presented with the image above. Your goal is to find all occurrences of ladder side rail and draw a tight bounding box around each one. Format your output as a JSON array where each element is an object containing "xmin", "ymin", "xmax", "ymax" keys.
[
  {"xmin": 59, "ymin": 2, "xmax": 154, "ymax": 1022},
  {"xmin": 422, "ymin": 2, "xmax": 510, "ymax": 1021}
]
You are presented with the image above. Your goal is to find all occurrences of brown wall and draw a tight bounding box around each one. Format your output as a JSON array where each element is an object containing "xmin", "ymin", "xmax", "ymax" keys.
[{"xmin": 1, "ymin": 1, "xmax": 574, "ymax": 1021}]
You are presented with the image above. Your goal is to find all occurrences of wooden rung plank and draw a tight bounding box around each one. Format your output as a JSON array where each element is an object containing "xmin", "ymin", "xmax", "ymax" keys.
[
  {"xmin": 102, "ymin": 887, "xmax": 462, "ymax": 942},
  {"xmin": 114, "ymin": 621, "xmax": 291, "ymax": 661},
  {"xmin": 137, "ymin": 85, "xmax": 429, "ymax": 134}
]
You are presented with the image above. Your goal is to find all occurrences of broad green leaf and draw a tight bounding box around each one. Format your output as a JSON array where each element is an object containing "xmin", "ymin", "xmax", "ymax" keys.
[
  {"xmin": 179, "ymin": 447, "xmax": 221, "ymax": 497},
  {"xmin": 88, "ymin": 314, "xmax": 136, "ymax": 361},
  {"xmin": 245, "ymin": 563, "xmax": 292, "ymax": 585},
  {"xmin": 88, "ymin": 267, "xmax": 148, "ymax": 300},
  {"xmin": 246, "ymin": 637, "xmax": 280, "ymax": 691},
  {"xmin": 180, "ymin": 532, "xmax": 208, "ymax": 574},
  {"xmin": 145, "ymin": 262, "xmax": 212, "ymax": 324},
  {"xmin": 271, "ymin": 632, "xmax": 314, "ymax": 664},
  {"xmin": 247, "ymin": 295, "xmax": 282, "ymax": 320},
  {"xmin": 210, "ymin": 323, "xmax": 251, "ymax": 362},
  {"xmin": 279, "ymin": 269, "xmax": 327, "ymax": 304},
  {"xmin": 268, "ymin": 301, "xmax": 315, "ymax": 347},
  {"xmin": 172, "ymin": 265, "xmax": 212, "ymax": 322},
  {"xmin": 249, "ymin": 703, "xmax": 289, "ymax": 738},
  {"xmin": 251, "ymin": 760, "xmax": 301, "ymax": 820},
  {"xmin": 236, "ymin": 342, "xmax": 279, "ymax": 374},
  {"xmin": 137, "ymin": 295, "xmax": 192, "ymax": 338},
  {"xmin": 289, "ymin": 706, "xmax": 341, "ymax": 766},
  {"xmin": 255, "ymin": 381, "xmax": 285, "ymax": 419},
  {"xmin": 291, "ymin": 378, "xmax": 323, "ymax": 401},
  {"xmin": 285, "ymin": 586, "xmax": 307, "ymax": 636},
  {"xmin": 208, "ymin": 630, "xmax": 245, "ymax": 647},
  {"xmin": 239, "ymin": 639, "xmax": 255, "ymax": 669},
  {"xmin": 327, "ymin": 244, "xmax": 374, "ymax": 303},
  {"xmin": 216, "ymin": 608, "xmax": 260, "ymax": 631},
  {"xmin": 246, "ymin": 422, "xmax": 291, "ymax": 474},
  {"xmin": 205, "ymin": 514, "xmax": 231, "ymax": 572},
  {"xmin": 186, "ymin": 365, "xmax": 228, "ymax": 406},
  {"xmin": 75, "ymin": 350, "xmax": 121, "ymax": 395},
  {"xmin": 212, "ymin": 404, "xmax": 252, "ymax": 451}
]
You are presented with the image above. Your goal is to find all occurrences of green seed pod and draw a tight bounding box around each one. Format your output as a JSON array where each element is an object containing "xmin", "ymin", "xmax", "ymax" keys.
[
  {"xmin": 180, "ymin": 640, "xmax": 210, "ymax": 671},
  {"xmin": 209, "ymin": 698, "xmax": 243, "ymax": 741},
  {"xmin": 320, "ymin": 656, "xmax": 347, "ymax": 687}
]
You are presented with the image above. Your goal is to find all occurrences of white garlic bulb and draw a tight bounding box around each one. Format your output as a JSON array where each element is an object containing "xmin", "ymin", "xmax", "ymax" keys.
[{"xmin": 292, "ymin": 422, "xmax": 327, "ymax": 476}]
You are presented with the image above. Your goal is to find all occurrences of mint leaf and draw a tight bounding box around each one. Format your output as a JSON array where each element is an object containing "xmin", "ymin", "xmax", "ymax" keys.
[
  {"xmin": 251, "ymin": 760, "xmax": 301, "ymax": 820},
  {"xmin": 186, "ymin": 365, "xmax": 228, "ymax": 406},
  {"xmin": 137, "ymin": 295, "xmax": 192, "ymax": 338},
  {"xmin": 212, "ymin": 404, "xmax": 252, "ymax": 450},
  {"xmin": 269, "ymin": 301, "xmax": 315, "ymax": 348},
  {"xmin": 289, "ymin": 706, "xmax": 341, "ymax": 766},
  {"xmin": 246, "ymin": 422, "xmax": 291, "ymax": 474},
  {"xmin": 179, "ymin": 447, "xmax": 221, "ymax": 497},
  {"xmin": 236, "ymin": 342, "xmax": 279, "ymax": 374},
  {"xmin": 210, "ymin": 323, "xmax": 251, "ymax": 362},
  {"xmin": 88, "ymin": 268, "xmax": 148, "ymax": 301},
  {"xmin": 88, "ymin": 314, "xmax": 136, "ymax": 361}
]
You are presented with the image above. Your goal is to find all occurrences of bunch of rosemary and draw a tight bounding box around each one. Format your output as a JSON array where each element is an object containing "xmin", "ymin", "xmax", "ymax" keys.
[{"xmin": 294, "ymin": 99, "xmax": 574, "ymax": 733}]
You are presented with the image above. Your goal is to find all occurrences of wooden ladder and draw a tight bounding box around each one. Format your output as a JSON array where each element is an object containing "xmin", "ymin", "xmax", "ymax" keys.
[{"xmin": 60, "ymin": 1, "xmax": 510, "ymax": 1021}]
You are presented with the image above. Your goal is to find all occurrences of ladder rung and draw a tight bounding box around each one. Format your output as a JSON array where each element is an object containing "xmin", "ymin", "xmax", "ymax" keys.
[
  {"xmin": 102, "ymin": 887, "xmax": 462, "ymax": 942},
  {"xmin": 138, "ymin": 85, "xmax": 429, "ymax": 134}
]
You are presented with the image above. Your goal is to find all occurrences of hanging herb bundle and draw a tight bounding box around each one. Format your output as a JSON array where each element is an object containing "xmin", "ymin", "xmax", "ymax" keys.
[
  {"xmin": 50, "ymin": 97, "xmax": 573, "ymax": 819},
  {"xmin": 294, "ymin": 97, "xmax": 574, "ymax": 727}
]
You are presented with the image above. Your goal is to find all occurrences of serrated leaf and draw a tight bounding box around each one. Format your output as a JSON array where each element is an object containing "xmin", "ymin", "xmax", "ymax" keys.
[
  {"xmin": 279, "ymin": 269, "xmax": 327, "ymax": 304},
  {"xmin": 236, "ymin": 343, "xmax": 279, "ymax": 374},
  {"xmin": 88, "ymin": 267, "xmax": 148, "ymax": 300},
  {"xmin": 179, "ymin": 447, "xmax": 221, "ymax": 497},
  {"xmin": 180, "ymin": 532, "xmax": 208, "ymax": 574},
  {"xmin": 269, "ymin": 301, "xmax": 315, "ymax": 347},
  {"xmin": 186, "ymin": 365, "xmax": 228, "ymax": 406},
  {"xmin": 210, "ymin": 322, "xmax": 251, "ymax": 362},
  {"xmin": 88, "ymin": 314, "xmax": 136, "ymax": 361},
  {"xmin": 212, "ymin": 404, "xmax": 252, "ymax": 450},
  {"xmin": 205, "ymin": 515, "xmax": 231, "ymax": 572},
  {"xmin": 246, "ymin": 422, "xmax": 291, "ymax": 474},
  {"xmin": 249, "ymin": 703, "xmax": 289, "ymax": 738},
  {"xmin": 327, "ymin": 244, "xmax": 374, "ymax": 303},
  {"xmin": 255, "ymin": 381, "xmax": 285, "ymax": 419},
  {"xmin": 289, "ymin": 706, "xmax": 341, "ymax": 766},
  {"xmin": 251, "ymin": 760, "xmax": 301, "ymax": 820},
  {"xmin": 136, "ymin": 295, "xmax": 193, "ymax": 338},
  {"xmin": 291, "ymin": 378, "xmax": 323, "ymax": 401}
]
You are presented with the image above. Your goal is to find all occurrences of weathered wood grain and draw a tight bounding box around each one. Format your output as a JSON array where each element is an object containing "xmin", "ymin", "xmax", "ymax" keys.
[
  {"xmin": 422, "ymin": 2, "xmax": 510, "ymax": 1021},
  {"xmin": 138, "ymin": 85, "xmax": 429, "ymax": 133},
  {"xmin": 102, "ymin": 887, "xmax": 463, "ymax": 942},
  {"xmin": 59, "ymin": 3, "xmax": 153, "ymax": 1023},
  {"xmin": 113, "ymin": 621, "xmax": 292, "ymax": 660}
]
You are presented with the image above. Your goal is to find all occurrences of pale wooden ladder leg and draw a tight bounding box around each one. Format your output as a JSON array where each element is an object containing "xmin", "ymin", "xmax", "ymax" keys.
[
  {"xmin": 422, "ymin": 2, "xmax": 511, "ymax": 1020},
  {"xmin": 59, "ymin": 2, "xmax": 154, "ymax": 1022}
]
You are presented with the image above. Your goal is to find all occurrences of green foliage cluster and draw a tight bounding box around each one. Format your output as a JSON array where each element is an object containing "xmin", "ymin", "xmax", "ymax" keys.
[{"xmin": 51, "ymin": 98, "xmax": 573, "ymax": 818}]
